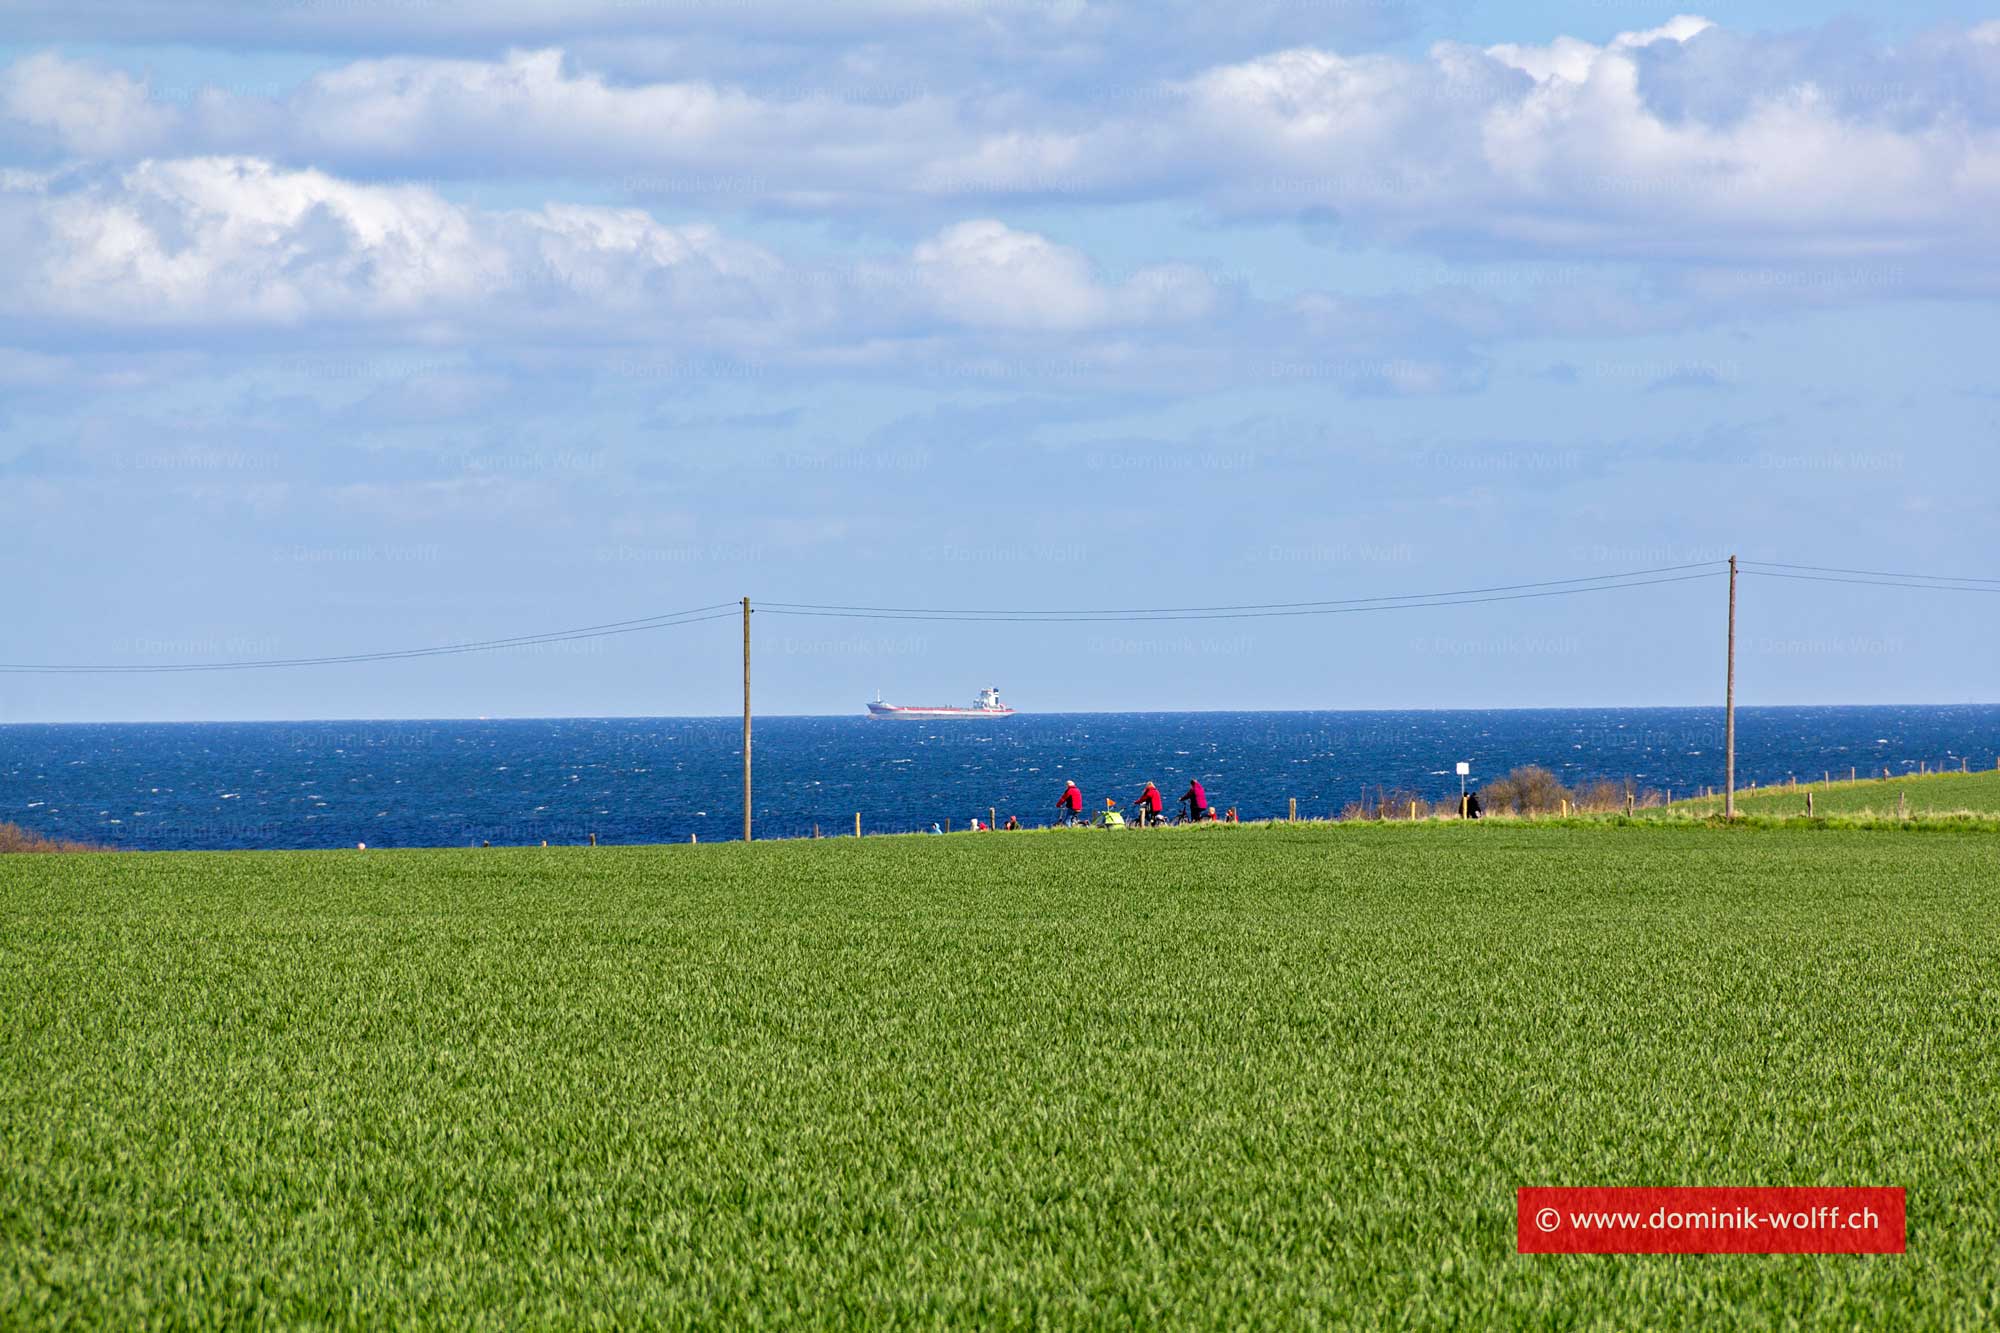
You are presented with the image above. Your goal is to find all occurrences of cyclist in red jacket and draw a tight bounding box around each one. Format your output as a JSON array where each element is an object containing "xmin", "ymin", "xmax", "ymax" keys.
[
  {"xmin": 1134, "ymin": 781, "xmax": 1164, "ymax": 826},
  {"xmin": 1179, "ymin": 778, "xmax": 1209, "ymax": 822},
  {"xmin": 1055, "ymin": 780, "xmax": 1084, "ymax": 826}
]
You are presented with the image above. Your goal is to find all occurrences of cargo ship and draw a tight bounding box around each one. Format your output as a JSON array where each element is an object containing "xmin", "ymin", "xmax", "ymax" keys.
[{"xmin": 866, "ymin": 687, "xmax": 1014, "ymax": 720}]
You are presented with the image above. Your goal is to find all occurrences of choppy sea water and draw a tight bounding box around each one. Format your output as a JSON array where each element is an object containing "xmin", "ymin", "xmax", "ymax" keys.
[{"xmin": 4, "ymin": 705, "xmax": 1997, "ymax": 850}]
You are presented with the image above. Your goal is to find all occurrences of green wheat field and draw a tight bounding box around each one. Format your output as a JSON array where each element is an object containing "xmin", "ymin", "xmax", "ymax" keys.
[
  {"xmin": 1671, "ymin": 765, "xmax": 2000, "ymax": 820},
  {"xmin": 5, "ymin": 824, "xmax": 1998, "ymax": 1328}
]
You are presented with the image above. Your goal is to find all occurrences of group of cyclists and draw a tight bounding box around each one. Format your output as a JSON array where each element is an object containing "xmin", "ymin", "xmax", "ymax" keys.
[
  {"xmin": 939, "ymin": 778, "xmax": 1222, "ymax": 832},
  {"xmin": 1052, "ymin": 777, "xmax": 1221, "ymax": 827}
]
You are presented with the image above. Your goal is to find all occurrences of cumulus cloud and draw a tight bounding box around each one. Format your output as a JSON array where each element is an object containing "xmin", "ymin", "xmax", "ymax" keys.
[
  {"xmin": 16, "ymin": 159, "xmax": 505, "ymax": 323},
  {"xmin": 1, "ymin": 153, "xmax": 1958, "ymax": 396},
  {"xmin": 285, "ymin": 48, "xmax": 967, "ymax": 203},
  {"xmin": 0, "ymin": 160, "xmax": 1223, "ymax": 349},
  {"xmin": 909, "ymin": 221, "xmax": 1214, "ymax": 331},
  {"xmin": 0, "ymin": 50, "xmax": 971, "ymax": 205},
  {"xmin": 1179, "ymin": 19, "xmax": 2000, "ymax": 258},
  {"xmin": 1456, "ymin": 18, "xmax": 1999, "ymax": 256},
  {"xmin": 0, "ymin": 52, "xmax": 176, "ymax": 158},
  {"xmin": 5, "ymin": 17, "xmax": 1998, "ymax": 377},
  {"xmin": 8, "ymin": 18, "xmax": 2000, "ymax": 262},
  {"xmin": 1485, "ymin": 16, "xmax": 1716, "ymax": 84},
  {"xmin": 0, "ymin": 157, "xmax": 805, "ymax": 333}
]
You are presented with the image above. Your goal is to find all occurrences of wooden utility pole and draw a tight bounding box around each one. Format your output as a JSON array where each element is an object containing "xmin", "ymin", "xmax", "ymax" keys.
[
  {"xmin": 1725, "ymin": 555, "xmax": 1737, "ymax": 818},
  {"xmin": 742, "ymin": 596, "xmax": 752, "ymax": 843}
]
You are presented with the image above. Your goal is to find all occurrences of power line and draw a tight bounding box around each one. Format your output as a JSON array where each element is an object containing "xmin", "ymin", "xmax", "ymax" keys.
[
  {"xmin": 1, "ymin": 604, "xmax": 739, "ymax": 675},
  {"xmin": 1742, "ymin": 560, "xmax": 2000, "ymax": 586},
  {"xmin": 759, "ymin": 571, "xmax": 1725, "ymax": 624},
  {"xmin": 1739, "ymin": 571, "xmax": 2000, "ymax": 594},
  {"xmin": 761, "ymin": 562, "xmax": 1725, "ymax": 621},
  {"xmin": 39, "ymin": 548, "xmax": 1999, "ymax": 675},
  {"xmin": 3, "ymin": 566, "xmax": 1730, "ymax": 674}
]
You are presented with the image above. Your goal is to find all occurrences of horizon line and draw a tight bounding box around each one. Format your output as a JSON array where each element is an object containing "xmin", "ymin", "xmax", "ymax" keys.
[{"xmin": 4, "ymin": 701, "xmax": 1998, "ymax": 727}]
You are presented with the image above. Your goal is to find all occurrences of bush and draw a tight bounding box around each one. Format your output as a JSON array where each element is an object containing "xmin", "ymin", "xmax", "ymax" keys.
[
  {"xmin": 1571, "ymin": 778, "xmax": 1626, "ymax": 813},
  {"xmin": 1481, "ymin": 766, "xmax": 1571, "ymax": 816},
  {"xmin": 0, "ymin": 822, "xmax": 107, "ymax": 854}
]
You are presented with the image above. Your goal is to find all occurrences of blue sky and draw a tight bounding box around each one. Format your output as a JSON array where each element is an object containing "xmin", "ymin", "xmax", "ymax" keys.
[{"xmin": 2, "ymin": 1, "xmax": 1996, "ymax": 721}]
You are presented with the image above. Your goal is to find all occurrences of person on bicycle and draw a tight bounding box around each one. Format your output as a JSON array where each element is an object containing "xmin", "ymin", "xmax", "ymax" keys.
[
  {"xmin": 1179, "ymin": 777, "xmax": 1209, "ymax": 823},
  {"xmin": 1134, "ymin": 781, "xmax": 1164, "ymax": 826},
  {"xmin": 1054, "ymin": 780, "xmax": 1084, "ymax": 826}
]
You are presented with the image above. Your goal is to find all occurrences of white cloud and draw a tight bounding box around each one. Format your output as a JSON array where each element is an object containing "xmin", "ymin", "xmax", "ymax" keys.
[
  {"xmin": 1486, "ymin": 16, "xmax": 1713, "ymax": 84},
  {"xmin": 1, "ymin": 151, "xmax": 1975, "ymax": 394},
  {"xmin": 1, "ymin": 157, "xmax": 797, "ymax": 331},
  {"xmin": 0, "ymin": 52, "xmax": 175, "ymax": 157},
  {"xmin": 0, "ymin": 49, "xmax": 972, "ymax": 206},
  {"xmin": 1458, "ymin": 20, "xmax": 1995, "ymax": 256},
  {"xmin": 4, "ymin": 16, "xmax": 1998, "ymax": 373},
  {"xmin": 8, "ymin": 21, "xmax": 2000, "ymax": 262},
  {"xmin": 1174, "ymin": 18, "xmax": 2000, "ymax": 258},
  {"xmin": 22, "ymin": 158, "xmax": 506, "ymax": 323},
  {"xmin": 287, "ymin": 47, "xmax": 963, "ymax": 200},
  {"xmin": 909, "ymin": 220, "xmax": 1213, "ymax": 331},
  {"xmin": 0, "ymin": 161, "xmax": 1222, "ymax": 347}
]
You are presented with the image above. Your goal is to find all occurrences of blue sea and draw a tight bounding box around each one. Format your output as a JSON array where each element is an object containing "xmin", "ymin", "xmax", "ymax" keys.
[{"xmin": 4, "ymin": 706, "xmax": 1997, "ymax": 850}]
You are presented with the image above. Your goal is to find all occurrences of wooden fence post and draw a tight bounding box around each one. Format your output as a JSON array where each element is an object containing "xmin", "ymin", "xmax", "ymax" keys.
[
  {"xmin": 1806, "ymin": 790, "xmax": 1814, "ymax": 816},
  {"xmin": 855, "ymin": 812, "xmax": 862, "ymax": 838},
  {"xmin": 1289, "ymin": 797, "xmax": 1297, "ymax": 822}
]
